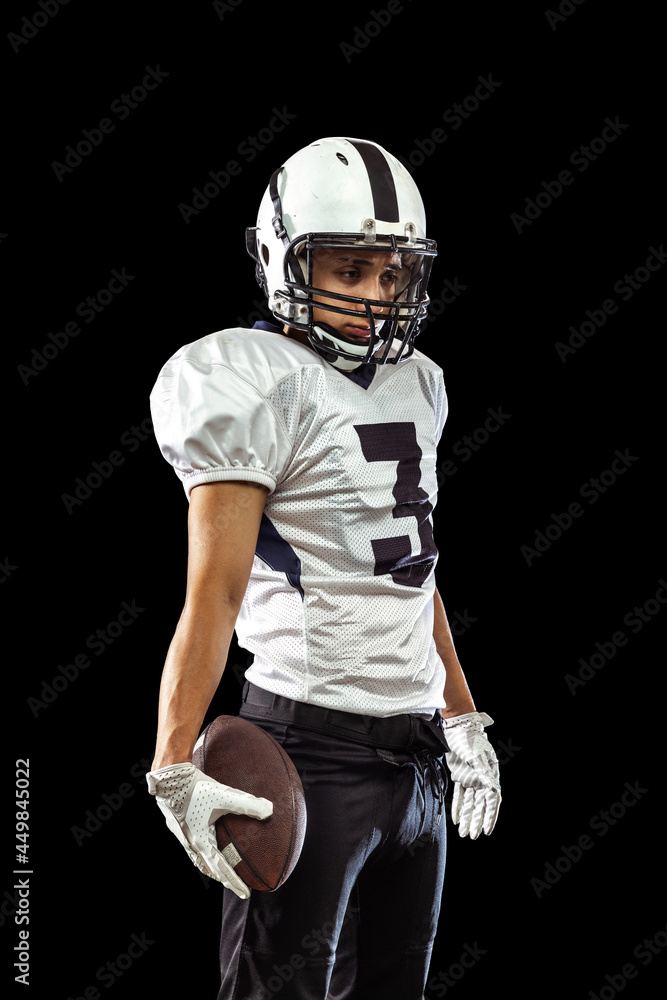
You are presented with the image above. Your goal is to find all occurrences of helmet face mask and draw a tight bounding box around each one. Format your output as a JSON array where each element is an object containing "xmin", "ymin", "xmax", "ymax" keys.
[
  {"xmin": 284, "ymin": 234, "xmax": 435, "ymax": 366},
  {"xmin": 246, "ymin": 138, "xmax": 437, "ymax": 370}
]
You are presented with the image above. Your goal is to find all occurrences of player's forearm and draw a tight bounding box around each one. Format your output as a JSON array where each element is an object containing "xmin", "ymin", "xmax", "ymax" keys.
[
  {"xmin": 433, "ymin": 587, "xmax": 476, "ymax": 718},
  {"xmin": 151, "ymin": 598, "xmax": 240, "ymax": 769}
]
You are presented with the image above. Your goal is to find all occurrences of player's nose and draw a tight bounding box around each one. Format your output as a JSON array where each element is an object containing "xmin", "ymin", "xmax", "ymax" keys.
[{"xmin": 353, "ymin": 276, "xmax": 389, "ymax": 311}]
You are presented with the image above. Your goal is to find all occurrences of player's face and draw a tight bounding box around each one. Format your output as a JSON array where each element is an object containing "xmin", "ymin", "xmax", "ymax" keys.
[{"xmin": 310, "ymin": 248, "xmax": 404, "ymax": 341}]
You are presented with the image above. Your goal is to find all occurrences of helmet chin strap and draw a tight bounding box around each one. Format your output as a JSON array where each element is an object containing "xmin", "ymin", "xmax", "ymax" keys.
[{"xmin": 313, "ymin": 320, "xmax": 387, "ymax": 371}]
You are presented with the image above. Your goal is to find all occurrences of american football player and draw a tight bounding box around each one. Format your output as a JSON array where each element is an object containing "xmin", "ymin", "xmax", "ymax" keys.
[{"xmin": 147, "ymin": 137, "xmax": 501, "ymax": 1000}]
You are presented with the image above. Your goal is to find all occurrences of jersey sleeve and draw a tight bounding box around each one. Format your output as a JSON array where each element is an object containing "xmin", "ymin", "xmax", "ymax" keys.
[
  {"xmin": 150, "ymin": 352, "xmax": 294, "ymax": 498},
  {"xmin": 435, "ymin": 371, "xmax": 448, "ymax": 444}
]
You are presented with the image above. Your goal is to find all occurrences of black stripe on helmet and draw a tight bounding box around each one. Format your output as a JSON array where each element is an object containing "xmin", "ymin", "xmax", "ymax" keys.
[{"xmin": 347, "ymin": 139, "xmax": 400, "ymax": 223}]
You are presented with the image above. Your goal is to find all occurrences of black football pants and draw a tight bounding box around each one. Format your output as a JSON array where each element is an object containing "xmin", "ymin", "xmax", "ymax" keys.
[{"xmin": 216, "ymin": 682, "xmax": 449, "ymax": 1000}]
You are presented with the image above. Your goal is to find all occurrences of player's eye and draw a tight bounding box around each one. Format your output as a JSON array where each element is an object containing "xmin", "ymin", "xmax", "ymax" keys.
[{"xmin": 381, "ymin": 271, "xmax": 400, "ymax": 284}]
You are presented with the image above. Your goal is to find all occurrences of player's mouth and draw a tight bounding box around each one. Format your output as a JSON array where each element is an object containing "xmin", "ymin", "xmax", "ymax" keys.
[{"xmin": 344, "ymin": 324, "xmax": 372, "ymax": 339}]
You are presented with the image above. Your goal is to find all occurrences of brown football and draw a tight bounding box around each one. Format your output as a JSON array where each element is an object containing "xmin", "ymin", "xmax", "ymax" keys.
[{"xmin": 192, "ymin": 715, "xmax": 307, "ymax": 891}]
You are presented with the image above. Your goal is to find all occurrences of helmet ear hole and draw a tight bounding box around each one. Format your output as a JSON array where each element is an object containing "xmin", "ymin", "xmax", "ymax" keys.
[{"xmin": 261, "ymin": 243, "xmax": 270, "ymax": 266}]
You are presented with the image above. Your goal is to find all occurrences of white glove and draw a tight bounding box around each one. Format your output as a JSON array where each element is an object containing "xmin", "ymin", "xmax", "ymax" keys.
[
  {"xmin": 443, "ymin": 712, "xmax": 501, "ymax": 839},
  {"xmin": 146, "ymin": 763, "xmax": 273, "ymax": 898}
]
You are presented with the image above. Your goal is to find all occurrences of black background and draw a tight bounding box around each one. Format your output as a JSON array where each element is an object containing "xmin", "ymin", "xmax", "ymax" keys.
[{"xmin": 2, "ymin": 1, "xmax": 665, "ymax": 997}]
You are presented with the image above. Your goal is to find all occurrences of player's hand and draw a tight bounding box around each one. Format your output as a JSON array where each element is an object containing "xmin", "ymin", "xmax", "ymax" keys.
[
  {"xmin": 442, "ymin": 712, "xmax": 501, "ymax": 839},
  {"xmin": 146, "ymin": 762, "xmax": 273, "ymax": 898}
]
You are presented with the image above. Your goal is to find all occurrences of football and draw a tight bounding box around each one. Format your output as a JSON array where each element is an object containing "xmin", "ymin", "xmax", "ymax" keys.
[{"xmin": 192, "ymin": 714, "xmax": 307, "ymax": 891}]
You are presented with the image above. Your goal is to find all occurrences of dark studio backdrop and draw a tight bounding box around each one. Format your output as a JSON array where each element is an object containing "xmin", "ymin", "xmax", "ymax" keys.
[{"xmin": 2, "ymin": 2, "xmax": 665, "ymax": 997}]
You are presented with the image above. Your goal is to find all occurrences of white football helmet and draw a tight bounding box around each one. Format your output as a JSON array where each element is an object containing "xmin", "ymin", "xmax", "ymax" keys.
[{"xmin": 245, "ymin": 137, "xmax": 437, "ymax": 370}]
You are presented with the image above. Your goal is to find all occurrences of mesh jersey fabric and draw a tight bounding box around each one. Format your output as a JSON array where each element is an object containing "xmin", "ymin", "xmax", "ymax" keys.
[{"xmin": 150, "ymin": 323, "xmax": 449, "ymax": 719}]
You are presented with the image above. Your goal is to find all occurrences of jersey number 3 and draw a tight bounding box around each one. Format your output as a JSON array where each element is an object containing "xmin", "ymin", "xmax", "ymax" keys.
[{"xmin": 354, "ymin": 422, "xmax": 438, "ymax": 589}]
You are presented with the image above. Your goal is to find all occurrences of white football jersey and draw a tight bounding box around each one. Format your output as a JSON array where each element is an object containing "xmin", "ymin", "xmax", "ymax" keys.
[{"xmin": 150, "ymin": 322, "xmax": 449, "ymax": 719}]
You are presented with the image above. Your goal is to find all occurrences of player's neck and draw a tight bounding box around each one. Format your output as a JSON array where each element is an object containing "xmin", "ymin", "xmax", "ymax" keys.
[{"xmin": 281, "ymin": 325, "xmax": 310, "ymax": 349}]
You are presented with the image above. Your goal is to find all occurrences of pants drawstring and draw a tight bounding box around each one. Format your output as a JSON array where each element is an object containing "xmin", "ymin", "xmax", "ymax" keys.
[
  {"xmin": 409, "ymin": 750, "xmax": 447, "ymax": 826},
  {"xmin": 374, "ymin": 744, "xmax": 448, "ymax": 828},
  {"xmin": 411, "ymin": 750, "xmax": 447, "ymax": 825}
]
